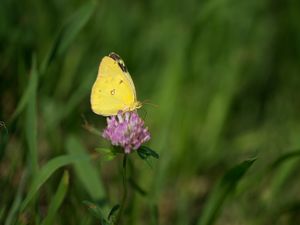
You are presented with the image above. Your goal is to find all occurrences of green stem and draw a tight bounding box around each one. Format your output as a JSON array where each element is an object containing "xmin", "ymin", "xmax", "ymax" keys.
[{"xmin": 117, "ymin": 154, "xmax": 128, "ymax": 224}]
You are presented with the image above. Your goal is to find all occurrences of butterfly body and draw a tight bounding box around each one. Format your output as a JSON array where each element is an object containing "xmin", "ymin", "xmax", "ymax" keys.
[{"xmin": 90, "ymin": 53, "xmax": 141, "ymax": 116}]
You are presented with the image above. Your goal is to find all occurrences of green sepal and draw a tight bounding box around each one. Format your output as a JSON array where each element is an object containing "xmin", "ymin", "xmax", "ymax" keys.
[{"xmin": 137, "ymin": 146, "xmax": 159, "ymax": 160}]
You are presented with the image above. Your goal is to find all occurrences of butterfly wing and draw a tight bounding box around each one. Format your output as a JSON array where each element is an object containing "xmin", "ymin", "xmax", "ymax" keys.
[{"xmin": 90, "ymin": 56, "xmax": 137, "ymax": 116}]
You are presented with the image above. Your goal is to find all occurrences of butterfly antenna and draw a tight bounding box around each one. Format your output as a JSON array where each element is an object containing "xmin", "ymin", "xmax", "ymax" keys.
[{"xmin": 142, "ymin": 99, "xmax": 159, "ymax": 108}]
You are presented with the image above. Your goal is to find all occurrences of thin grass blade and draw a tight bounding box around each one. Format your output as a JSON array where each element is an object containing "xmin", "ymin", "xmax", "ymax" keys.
[
  {"xmin": 197, "ymin": 158, "xmax": 256, "ymax": 225},
  {"xmin": 66, "ymin": 135, "xmax": 106, "ymax": 201},
  {"xmin": 41, "ymin": 170, "xmax": 69, "ymax": 225},
  {"xmin": 10, "ymin": 55, "xmax": 38, "ymax": 121},
  {"xmin": 4, "ymin": 171, "xmax": 27, "ymax": 225},
  {"xmin": 40, "ymin": 1, "xmax": 96, "ymax": 74},
  {"xmin": 270, "ymin": 149, "xmax": 300, "ymax": 169},
  {"xmin": 20, "ymin": 154, "xmax": 89, "ymax": 211},
  {"xmin": 25, "ymin": 56, "xmax": 39, "ymax": 175}
]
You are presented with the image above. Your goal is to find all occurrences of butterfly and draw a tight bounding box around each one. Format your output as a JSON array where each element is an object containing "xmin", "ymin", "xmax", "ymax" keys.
[{"xmin": 90, "ymin": 52, "xmax": 142, "ymax": 116}]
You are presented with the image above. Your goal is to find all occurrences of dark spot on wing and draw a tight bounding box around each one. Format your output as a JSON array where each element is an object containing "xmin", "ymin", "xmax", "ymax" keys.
[
  {"xmin": 98, "ymin": 89, "xmax": 102, "ymax": 92},
  {"xmin": 118, "ymin": 62, "xmax": 127, "ymax": 72},
  {"xmin": 109, "ymin": 52, "xmax": 121, "ymax": 61},
  {"xmin": 108, "ymin": 52, "xmax": 128, "ymax": 72},
  {"xmin": 110, "ymin": 89, "xmax": 116, "ymax": 95},
  {"xmin": 119, "ymin": 80, "xmax": 124, "ymax": 84}
]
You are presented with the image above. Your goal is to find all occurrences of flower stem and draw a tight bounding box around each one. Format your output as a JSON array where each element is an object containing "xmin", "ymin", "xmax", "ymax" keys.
[{"xmin": 117, "ymin": 154, "xmax": 128, "ymax": 224}]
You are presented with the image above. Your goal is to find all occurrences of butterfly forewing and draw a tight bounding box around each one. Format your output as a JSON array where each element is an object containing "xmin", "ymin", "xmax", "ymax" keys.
[{"xmin": 90, "ymin": 56, "xmax": 137, "ymax": 116}]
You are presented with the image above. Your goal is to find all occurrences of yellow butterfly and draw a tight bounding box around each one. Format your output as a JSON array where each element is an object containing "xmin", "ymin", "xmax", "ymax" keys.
[{"xmin": 90, "ymin": 52, "xmax": 142, "ymax": 116}]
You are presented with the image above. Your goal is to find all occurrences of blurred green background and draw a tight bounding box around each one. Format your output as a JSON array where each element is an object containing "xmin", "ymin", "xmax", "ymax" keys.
[{"xmin": 1, "ymin": 0, "xmax": 300, "ymax": 224}]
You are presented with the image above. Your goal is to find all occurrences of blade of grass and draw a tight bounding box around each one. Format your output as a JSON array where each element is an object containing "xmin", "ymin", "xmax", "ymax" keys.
[
  {"xmin": 237, "ymin": 150, "xmax": 300, "ymax": 197},
  {"xmin": 197, "ymin": 158, "xmax": 256, "ymax": 225},
  {"xmin": 0, "ymin": 122, "xmax": 9, "ymax": 160},
  {"xmin": 66, "ymin": 135, "xmax": 106, "ymax": 201},
  {"xmin": 42, "ymin": 69, "xmax": 95, "ymax": 130},
  {"xmin": 25, "ymin": 56, "xmax": 39, "ymax": 175},
  {"xmin": 0, "ymin": 207, "xmax": 5, "ymax": 224},
  {"xmin": 269, "ymin": 150, "xmax": 300, "ymax": 198},
  {"xmin": 270, "ymin": 149, "xmax": 300, "ymax": 169},
  {"xmin": 40, "ymin": 1, "xmax": 96, "ymax": 74},
  {"xmin": 82, "ymin": 201, "xmax": 108, "ymax": 224},
  {"xmin": 10, "ymin": 83, "xmax": 32, "ymax": 122},
  {"xmin": 10, "ymin": 55, "xmax": 38, "ymax": 122},
  {"xmin": 4, "ymin": 171, "xmax": 27, "ymax": 225},
  {"xmin": 57, "ymin": 70, "xmax": 95, "ymax": 123},
  {"xmin": 41, "ymin": 170, "xmax": 69, "ymax": 225},
  {"xmin": 20, "ymin": 154, "xmax": 89, "ymax": 211},
  {"xmin": 10, "ymin": 2, "xmax": 95, "ymax": 122}
]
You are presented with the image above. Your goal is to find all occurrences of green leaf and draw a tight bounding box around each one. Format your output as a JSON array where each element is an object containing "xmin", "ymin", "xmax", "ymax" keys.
[
  {"xmin": 20, "ymin": 154, "xmax": 89, "ymax": 211},
  {"xmin": 66, "ymin": 136, "xmax": 106, "ymax": 201},
  {"xmin": 41, "ymin": 170, "xmax": 69, "ymax": 225},
  {"xmin": 40, "ymin": 1, "xmax": 96, "ymax": 74},
  {"xmin": 83, "ymin": 201, "xmax": 109, "ymax": 225},
  {"xmin": 197, "ymin": 158, "xmax": 256, "ymax": 225},
  {"xmin": 137, "ymin": 146, "xmax": 159, "ymax": 160}
]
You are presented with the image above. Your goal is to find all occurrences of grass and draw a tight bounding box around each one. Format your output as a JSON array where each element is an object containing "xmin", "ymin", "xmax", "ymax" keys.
[{"xmin": 1, "ymin": 0, "xmax": 300, "ymax": 224}]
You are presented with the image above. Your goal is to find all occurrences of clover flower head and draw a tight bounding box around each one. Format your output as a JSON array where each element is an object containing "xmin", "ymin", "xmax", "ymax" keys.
[{"xmin": 102, "ymin": 111, "xmax": 151, "ymax": 154}]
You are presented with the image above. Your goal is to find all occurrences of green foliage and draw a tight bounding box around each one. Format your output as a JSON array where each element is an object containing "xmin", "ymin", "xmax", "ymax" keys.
[
  {"xmin": 197, "ymin": 158, "xmax": 256, "ymax": 225},
  {"xmin": 66, "ymin": 135, "xmax": 106, "ymax": 201},
  {"xmin": 271, "ymin": 150, "xmax": 300, "ymax": 169},
  {"xmin": 107, "ymin": 204, "xmax": 120, "ymax": 222},
  {"xmin": 25, "ymin": 56, "xmax": 39, "ymax": 175},
  {"xmin": 41, "ymin": 170, "xmax": 69, "ymax": 225},
  {"xmin": 95, "ymin": 147, "xmax": 121, "ymax": 161},
  {"xmin": 83, "ymin": 200, "xmax": 109, "ymax": 225},
  {"xmin": 129, "ymin": 178, "xmax": 147, "ymax": 196},
  {"xmin": 11, "ymin": 57, "xmax": 38, "ymax": 121},
  {"xmin": 4, "ymin": 172, "xmax": 27, "ymax": 225},
  {"xmin": 1, "ymin": 0, "xmax": 300, "ymax": 224},
  {"xmin": 20, "ymin": 154, "xmax": 90, "ymax": 211},
  {"xmin": 40, "ymin": 1, "xmax": 96, "ymax": 74}
]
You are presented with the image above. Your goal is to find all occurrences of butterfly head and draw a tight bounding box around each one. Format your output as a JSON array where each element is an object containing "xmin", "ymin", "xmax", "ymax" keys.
[
  {"xmin": 131, "ymin": 101, "xmax": 142, "ymax": 111},
  {"xmin": 121, "ymin": 101, "xmax": 141, "ymax": 114}
]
